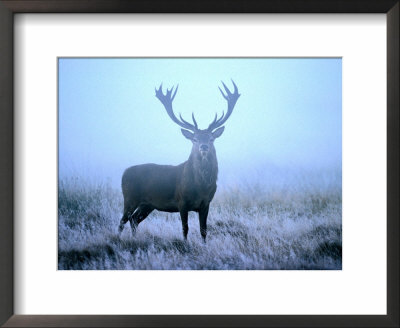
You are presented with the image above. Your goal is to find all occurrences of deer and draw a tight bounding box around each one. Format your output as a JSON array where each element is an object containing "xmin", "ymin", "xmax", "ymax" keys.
[{"xmin": 118, "ymin": 81, "xmax": 240, "ymax": 242}]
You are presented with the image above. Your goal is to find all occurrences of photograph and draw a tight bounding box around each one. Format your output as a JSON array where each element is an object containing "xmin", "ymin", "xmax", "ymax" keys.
[{"xmin": 58, "ymin": 57, "xmax": 342, "ymax": 270}]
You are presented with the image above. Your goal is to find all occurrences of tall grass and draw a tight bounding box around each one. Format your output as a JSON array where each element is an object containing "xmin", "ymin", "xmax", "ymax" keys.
[{"xmin": 58, "ymin": 170, "xmax": 341, "ymax": 270}]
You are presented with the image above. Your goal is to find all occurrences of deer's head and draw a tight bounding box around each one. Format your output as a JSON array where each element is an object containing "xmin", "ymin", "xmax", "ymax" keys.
[{"xmin": 155, "ymin": 81, "xmax": 240, "ymax": 160}]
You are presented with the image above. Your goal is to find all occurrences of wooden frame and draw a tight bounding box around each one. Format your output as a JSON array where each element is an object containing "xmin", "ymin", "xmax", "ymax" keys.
[{"xmin": 0, "ymin": 0, "xmax": 398, "ymax": 327}]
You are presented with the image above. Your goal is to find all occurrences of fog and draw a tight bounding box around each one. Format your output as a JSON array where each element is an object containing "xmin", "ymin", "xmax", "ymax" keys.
[{"xmin": 58, "ymin": 58, "xmax": 341, "ymax": 187}]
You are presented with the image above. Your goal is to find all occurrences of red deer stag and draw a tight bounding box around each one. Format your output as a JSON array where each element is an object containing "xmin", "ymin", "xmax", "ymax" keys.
[{"xmin": 118, "ymin": 81, "xmax": 240, "ymax": 242}]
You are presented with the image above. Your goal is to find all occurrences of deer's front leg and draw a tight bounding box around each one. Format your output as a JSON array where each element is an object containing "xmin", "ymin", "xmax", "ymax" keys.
[
  {"xmin": 179, "ymin": 210, "xmax": 189, "ymax": 240},
  {"xmin": 199, "ymin": 205, "xmax": 209, "ymax": 242}
]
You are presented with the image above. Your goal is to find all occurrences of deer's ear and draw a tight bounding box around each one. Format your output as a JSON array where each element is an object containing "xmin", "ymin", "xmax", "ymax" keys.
[
  {"xmin": 212, "ymin": 126, "xmax": 225, "ymax": 139},
  {"xmin": 181, "ymin": 129, "xmax": 194, "ymax": 140}
]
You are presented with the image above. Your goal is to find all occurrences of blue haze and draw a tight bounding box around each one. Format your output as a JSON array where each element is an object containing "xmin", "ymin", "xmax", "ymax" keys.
[{"xmin": 58, "ymin": 58, "xmax": 341, "ymax": 187}]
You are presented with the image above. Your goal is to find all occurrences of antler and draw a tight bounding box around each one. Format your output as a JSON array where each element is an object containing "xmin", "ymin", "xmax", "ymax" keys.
[
  {"xmin": 155, "ymin": 84, "xmax": 198, "ymax": 131},
  {"xmin": 208, "ymin": 80, "xmax": 240, "ymax": 131}
]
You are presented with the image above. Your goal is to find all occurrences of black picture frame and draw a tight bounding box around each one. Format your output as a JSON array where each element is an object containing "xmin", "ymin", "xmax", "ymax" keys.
[{"xmin": 0, "ymin": 0, "xmax": 398, "ymax": 327}]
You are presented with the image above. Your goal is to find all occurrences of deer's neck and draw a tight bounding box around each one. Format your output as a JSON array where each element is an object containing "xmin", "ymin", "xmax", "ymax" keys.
[{"xmin": 188, "ymin": 151, "xmax": 218, "ymax": 187}]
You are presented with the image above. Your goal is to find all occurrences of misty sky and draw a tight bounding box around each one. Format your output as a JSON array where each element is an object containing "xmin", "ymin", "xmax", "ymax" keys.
[{"xmin": 58, "ymin": 58, "xmax": 341, "ymax": 186}]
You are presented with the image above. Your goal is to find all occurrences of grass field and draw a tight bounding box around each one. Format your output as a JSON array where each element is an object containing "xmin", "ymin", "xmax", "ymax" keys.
[{"xmin": 58, "ymin": 169, "xmax": 341, "ymax": 270}]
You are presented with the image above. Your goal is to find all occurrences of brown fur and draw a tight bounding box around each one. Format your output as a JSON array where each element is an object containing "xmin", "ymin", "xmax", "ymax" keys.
[
  {"xmin": 118, "ymin": 134, "xmax": 218, "ymax": 241},
  {"xmin": 118, "ymin": 81, "xmax": 239, "ymax": 241}
]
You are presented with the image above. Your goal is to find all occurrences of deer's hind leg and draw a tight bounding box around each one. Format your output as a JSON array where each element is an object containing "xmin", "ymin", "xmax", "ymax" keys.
[
  {"xmin": 118, "ymin": 211, "xmax": 133, "ymax": 234},
  {"xmin": 129, "ymin": 204, "xmax": 154, "ymax": 236},
  {"xmin": 179, "ymin": 210, "xmax": 189, "ymax": 240},
  {"xmin": 118, "ymin": 200, "xmax": 139, "ymax": 234}
]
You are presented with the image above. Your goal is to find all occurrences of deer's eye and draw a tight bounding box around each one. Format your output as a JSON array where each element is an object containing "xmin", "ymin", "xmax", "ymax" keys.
[{"xmin": 193, "ymin": 138, "xmax": 198, "ymax": 143}]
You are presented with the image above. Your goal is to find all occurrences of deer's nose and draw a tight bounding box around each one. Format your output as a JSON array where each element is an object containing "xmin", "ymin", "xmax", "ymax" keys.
[{"xmin": 200, "ymin": 144, "xmax": 209, "ymax": 152}]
